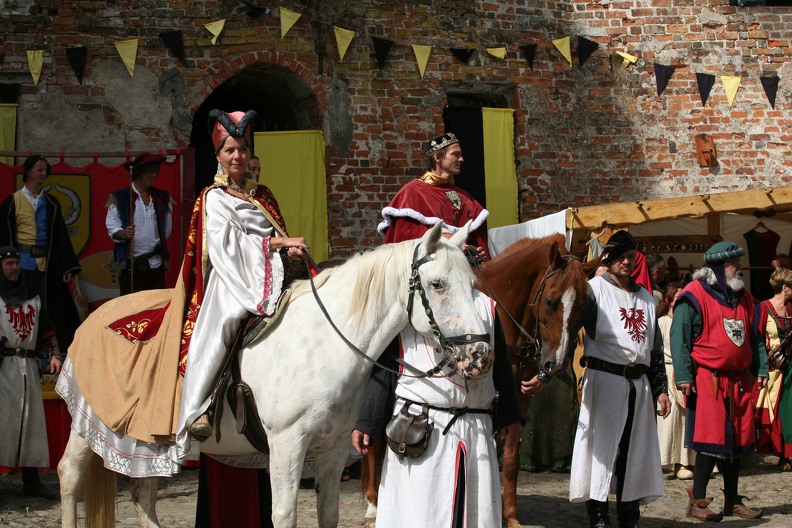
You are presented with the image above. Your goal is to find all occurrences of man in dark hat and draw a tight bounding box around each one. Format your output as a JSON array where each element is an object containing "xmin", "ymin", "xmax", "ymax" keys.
[
  {"xmin": 671, "ymin": 241, "xmax": 768, "ymax": 521},
  {"xmin": 377, "ymin": 132, "xmax": 490, "ymax": 260},
  {"xmin": 0, "ymin": 246, "xmax": 62, "ymax": 499},
  {"xmin": 571, "ymin": 230, "xmax": 670, "ymax": 528},
  {"xmin": 105, "ymin": 153, "xmax": 173, "ymax": 295}
]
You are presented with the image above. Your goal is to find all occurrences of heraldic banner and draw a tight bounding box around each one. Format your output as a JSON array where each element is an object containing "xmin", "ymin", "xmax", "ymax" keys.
[{"xmin": 0, "ymin": 157, "xmax": 183, "ymax": 303}]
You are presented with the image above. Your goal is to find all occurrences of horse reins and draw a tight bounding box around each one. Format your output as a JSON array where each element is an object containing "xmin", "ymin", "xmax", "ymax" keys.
[
  {"xmin": 468, "ymin": 247, "xmax": 578, "ymax": 383},
  {"xmin": 302, "ymin": 243, "xmax": 490, "ymax": 379}
]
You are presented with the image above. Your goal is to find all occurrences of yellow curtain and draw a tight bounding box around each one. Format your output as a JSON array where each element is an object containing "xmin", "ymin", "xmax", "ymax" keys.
[
  {"xmin": 254, "ymin": 130, "xmax": 329, "ymax": 263},
  {"xmin": 482, "ymin": 107, "xmax": 518, "ymax": 228},
  {"xmin": 0, "ymin": 104, "xmax": 18, "ymax": 166}
]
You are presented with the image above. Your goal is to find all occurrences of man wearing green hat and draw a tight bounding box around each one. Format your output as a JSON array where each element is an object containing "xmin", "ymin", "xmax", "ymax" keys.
[{"xmin": 671, "ymin": 241, "xmax": 769, "ymax": 522}]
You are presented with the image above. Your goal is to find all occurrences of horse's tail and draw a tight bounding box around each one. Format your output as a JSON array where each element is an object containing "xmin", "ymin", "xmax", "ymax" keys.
[{"xmin": 85, "ymin": 455, "xmax": 116, "ymax": 528}]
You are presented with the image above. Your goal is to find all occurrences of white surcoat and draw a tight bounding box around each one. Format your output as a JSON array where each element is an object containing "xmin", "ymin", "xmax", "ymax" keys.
[
  {"xmin": 377, "ymin": 291, "xmax": 501, "ymax": 528},
  {"xmin": 0, "ymin": 294, "xmax": 49, "ymax": 468},
  {"xmin": 570, "ymin": 276, "xmax": 665, "ymax": 504}
]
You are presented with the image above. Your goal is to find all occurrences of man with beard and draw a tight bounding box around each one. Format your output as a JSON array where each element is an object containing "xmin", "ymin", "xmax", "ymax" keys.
[
  {"xmin": 571, "ymin": 230, "xmax": 670, "ymax": 528},
  {"xmin": 671, "ymin": 241, "xmax": 768, "ymax": 522},
  {"xmin": 0, "ymin": 246, "xmax": 62, "ymax": 499}
]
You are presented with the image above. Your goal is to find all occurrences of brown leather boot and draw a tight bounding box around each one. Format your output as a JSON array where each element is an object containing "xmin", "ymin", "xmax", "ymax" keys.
[
  {"xmin": 722, "ymin": 492, "xmax": 762, "ymax": 519},
  {"xmin": 685, "ymin": 488, "xmax": 723, "ymax": 522}
]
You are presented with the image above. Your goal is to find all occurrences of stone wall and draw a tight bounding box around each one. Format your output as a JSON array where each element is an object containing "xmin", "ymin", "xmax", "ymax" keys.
[{"xmin": 1, "ymin": 0, "xmax": 791, "ymax": 258}]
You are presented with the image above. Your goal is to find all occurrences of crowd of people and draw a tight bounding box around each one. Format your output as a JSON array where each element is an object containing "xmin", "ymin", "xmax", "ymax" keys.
[{"xmin": 1, "ymin": 112, "xmax": 790, "ymax": 528}]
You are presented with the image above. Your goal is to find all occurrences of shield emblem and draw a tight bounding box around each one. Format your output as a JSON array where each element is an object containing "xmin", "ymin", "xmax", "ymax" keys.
[
  {"xmin": 15, "ymin": 172, "xmax": 90, "ymax": 255},
  {"xmin": 722, "ymin": 318, "xmax": 746, "ymax": 347},
  {"xmin": 445, "ymin": 190, "xmax": 461, "ymax": 210}
]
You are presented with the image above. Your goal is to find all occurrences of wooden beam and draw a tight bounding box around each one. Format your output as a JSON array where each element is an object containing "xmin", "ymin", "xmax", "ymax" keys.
[{"xmin": 569, "ymin": 185, "xmax": 792, "ymax": 230}]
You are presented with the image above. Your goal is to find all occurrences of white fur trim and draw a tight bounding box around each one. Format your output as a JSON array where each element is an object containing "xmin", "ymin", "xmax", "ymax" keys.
[{"xmin": 377, "ymin": 206, "xmax": 489, "ymax": 238}]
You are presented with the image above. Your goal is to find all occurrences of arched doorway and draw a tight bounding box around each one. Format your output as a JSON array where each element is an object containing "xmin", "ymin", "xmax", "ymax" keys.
[{"xmin": 190, "ymin": 63, "xmax": 323, "ymax": 194}]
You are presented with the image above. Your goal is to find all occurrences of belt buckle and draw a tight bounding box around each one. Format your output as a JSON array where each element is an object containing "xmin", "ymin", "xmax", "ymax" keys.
[
  {"xmin": 623, "ymin": 364, "xmax": 637, "ymax": 379},
  {"xmin": 13, "ymin": 347, "xmax": 25, "ymax": 357}
]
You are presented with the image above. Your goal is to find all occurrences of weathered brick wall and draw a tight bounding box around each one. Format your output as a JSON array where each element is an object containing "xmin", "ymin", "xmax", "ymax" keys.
[{"xmin": 1, "ymin": 0, "xmax": 791, "ymax": 258}]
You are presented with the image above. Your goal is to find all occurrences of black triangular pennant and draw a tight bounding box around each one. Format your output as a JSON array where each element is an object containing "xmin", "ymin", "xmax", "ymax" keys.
[
  {"xmin": 519, "ymin": 44, "xmax": 537, "ymax": 70},
  {"xmin": 760, "ymin": 76, "xmax": 779, "ymax": 109},
  {"xmin": 696, "ymin": 73, "xmax": 716, "ymax": 107},
  {"xmin": 65, "ymin": 47, "xmax": 87, "ymax": 85},
  {"xmin": 654, "ymin": 63, "xmax": 676, "ymax": 97},
  {"xmin": 160, "ymin": 30, "xmax": 186, "ymax": 64},
  {"xmin": 372, "ymin": 37, "xmax": 394, "ymax": 70},
  {"xmin": 578, "ymin": 37, "xmax": 598, "ymax": 66},
  {"xmin": 450, "ymin": 48, "xmax": 476, "ymax": 63}
]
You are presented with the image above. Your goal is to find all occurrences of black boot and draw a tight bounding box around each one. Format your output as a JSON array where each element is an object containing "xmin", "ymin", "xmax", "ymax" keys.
[
  {"xmin": 586, "ymin": 499, "xmax": 611, "ymax": 528},
  {"xmin": 21, "ymin": 467, "xmax": 58, "ymax": 500},
  {"xmin": 617, "ymin": 499, "xmax": 641, "ymax": 528}
]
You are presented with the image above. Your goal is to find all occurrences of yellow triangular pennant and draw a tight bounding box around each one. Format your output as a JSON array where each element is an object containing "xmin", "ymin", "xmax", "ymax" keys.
[
  {"xmin": 26, "ymin": 50, "xmax": 43, "ymax": 86},
  {"xmin": 204, "ymin": 19, "xmax": 226, "ymax": 45},
  {"xmin": 721, "ymin": 76, "xmax": 741, "ymax": 108},
  {"xmin": 616, "ymin": 51, "xmax": 638, "ymax": 68},
  {"xmin": 280, "ymin": 8, "xmax": 301, "ymax": 39},
  {"xmin": 486, "ymin": 48, "xmax": 506, "ymax": 59},
  {"xmin": 114, "ymin": 39, "xmax": 138, "ymax": 78},
  {"xmin": 553, "ymin": 37, "xmax": 572, "ymax": 66},
  {"xmin": 334, "ymin": 27, "xmax": 355, "ymax": 62},
  {"xmin": 412, "ymin": 44, "xmax": 432, "ymax": 79}
]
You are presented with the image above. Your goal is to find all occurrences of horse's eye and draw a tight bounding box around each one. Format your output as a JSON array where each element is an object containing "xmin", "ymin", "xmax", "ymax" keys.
[
  {"xmin": 429, "ymin": 280, "xmax": 445, "ymax": 290},
  {"xmin": 544, "ymin": 296, "xmax": 559, "ymax": 313}
]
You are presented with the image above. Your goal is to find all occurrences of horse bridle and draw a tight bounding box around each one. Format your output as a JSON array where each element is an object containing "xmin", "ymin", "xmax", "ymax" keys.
[
  {"xmin": 304, "ymin": 242, "xmax": 490, "ymax": 379},
  {"xmin": 468, "ymin": 247, "xmax": 578, "ymax": 384}
]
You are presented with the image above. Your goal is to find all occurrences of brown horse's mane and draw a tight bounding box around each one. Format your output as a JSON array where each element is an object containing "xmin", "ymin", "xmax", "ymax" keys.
[{"xmin": 479, "ymin": 233, "xmax": 587, "ymax": 294}]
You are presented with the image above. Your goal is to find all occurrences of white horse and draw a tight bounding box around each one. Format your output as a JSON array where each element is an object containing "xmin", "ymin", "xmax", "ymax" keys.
[{"xmin": 57, "ymin": 222, "xmax": 492, "ymax": 528}]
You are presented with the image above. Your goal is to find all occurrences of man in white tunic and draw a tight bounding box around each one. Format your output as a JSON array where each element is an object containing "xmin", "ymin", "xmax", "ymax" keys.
[
  {"xmin": 570, "ymin": 231, "xmax": 671, "ymax": 528},
  {"xmin": 0, "ymin": 246, "xmax": 62, "ymax": 499}
]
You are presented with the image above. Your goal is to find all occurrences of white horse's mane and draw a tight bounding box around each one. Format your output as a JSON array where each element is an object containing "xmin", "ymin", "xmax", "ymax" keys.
[{"xmin": 288, "ymin": 236, "xmax": 473, "ymax": 326}]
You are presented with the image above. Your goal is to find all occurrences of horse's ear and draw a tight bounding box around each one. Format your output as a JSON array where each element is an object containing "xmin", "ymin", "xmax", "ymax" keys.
[
  {"xmin": 582, "ymin": 255, "xmax": 603, "ymax": 277},
  {"xmin": 549, "ymin": 241, "xmax": 564, "ymax": 270},
  {"xmin": 447, "ymin": 220, "xmax": 471, "ymax": 250},
  {"xmin": 423, "ymin": 222, "xmax": 444, "ymax": 253}
]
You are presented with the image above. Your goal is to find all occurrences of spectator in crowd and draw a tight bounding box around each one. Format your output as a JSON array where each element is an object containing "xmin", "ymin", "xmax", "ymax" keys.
[
  {"xmin": 105, "ymin": 153, "xmax": 173, "ymax": 295},
  {"xmin": 0, "ymin": 155, "xmax": 82, "ymax": 352},
  {"xmin": 656, "ymin": 282, "xmax": 696, "ymax": 480},
  {"xmin": 646, "ymin": 253, "xmax": 667, "ymax": 305},
  {"xmin": 671, "ymin": 241, "xmax": 768, "ymax": 521},
  {"xmin": 0, "ymin": 246, "xmax": 62, "ymax": 500},
  {"xmin": 248, "ymin": 155, "xmax": 261, "ymax": 183}
]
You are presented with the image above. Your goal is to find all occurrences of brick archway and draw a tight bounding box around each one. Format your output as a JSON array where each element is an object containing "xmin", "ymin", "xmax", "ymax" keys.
[
  {"xmin": 189, "ymin": 51, "xmax": 326, "ymax": 191},
  {"xmin": 189, "ymin": 50, "xmax": 325, "ymax": 124}
]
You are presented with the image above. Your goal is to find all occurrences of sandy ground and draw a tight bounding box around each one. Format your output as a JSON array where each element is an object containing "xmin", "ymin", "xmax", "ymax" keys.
[{"xmin": 0, "ymin": 454, "xmax": 790, "ymax": 527}]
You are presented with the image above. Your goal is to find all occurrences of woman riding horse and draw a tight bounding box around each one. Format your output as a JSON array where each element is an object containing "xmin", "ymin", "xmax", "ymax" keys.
[{"xmin": 178, "ymin": 109, "xmax": 308, "ymax": 447}]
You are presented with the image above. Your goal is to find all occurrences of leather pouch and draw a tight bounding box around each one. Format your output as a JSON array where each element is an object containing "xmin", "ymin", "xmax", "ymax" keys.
[{"xmin": 385, "ymin": 400, "xmax": 434, "ymax": 461}]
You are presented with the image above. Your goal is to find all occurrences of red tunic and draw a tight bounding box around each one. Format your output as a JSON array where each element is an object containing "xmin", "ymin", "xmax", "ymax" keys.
[
  {"xmin": 378, "ymin": 178, "xmax": 490, "ymax": 257},
  {"xmin": 680, "ymin": 280, "xmax": 757, "ymax": 454}
]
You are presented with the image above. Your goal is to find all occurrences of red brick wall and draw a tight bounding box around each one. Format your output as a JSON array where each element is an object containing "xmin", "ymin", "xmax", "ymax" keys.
[{"xmin": 1, "ymin": 0, "xmax": 791, "ymax": 258}]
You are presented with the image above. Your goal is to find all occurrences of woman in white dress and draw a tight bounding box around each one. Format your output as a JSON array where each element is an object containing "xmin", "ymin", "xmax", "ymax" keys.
[
  {"xmin": 176, "ymin": 109, "xmax": 308, "ymax": 451},
  {"xmin": 656, "ymin": 282, "xmax": 696, "ymax": 479}
]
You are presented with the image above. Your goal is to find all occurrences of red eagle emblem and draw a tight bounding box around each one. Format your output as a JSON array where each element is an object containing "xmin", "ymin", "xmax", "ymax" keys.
[
  {"xmin": 619, "ymin": 307, "xmax": 647, "ymax": 343},
  {"xmin": 5, "ymin": 303, "xmax": 36, "ymax": 341}
]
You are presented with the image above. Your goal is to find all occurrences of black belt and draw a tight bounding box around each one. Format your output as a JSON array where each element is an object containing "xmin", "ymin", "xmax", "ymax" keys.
[
  {"xmin": 425, "ymin": 403, "xmax": 492, "ymax": 435},
  {"xmin": 1, "ymin": 347, "xmax": 37, "ymax": 358},
  {"xmin": 16, "ymin": 243, "xmax": 47, "ymax": 258},
  {"xmin": 583, "ymin": 356, "xmax": 647, "ymax": 380}
]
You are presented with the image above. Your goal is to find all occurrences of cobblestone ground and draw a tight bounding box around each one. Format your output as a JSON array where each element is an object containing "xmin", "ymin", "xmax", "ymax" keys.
[{"xmin": 1, "ymin": 454, "xmax": 790, "ymax": 527}]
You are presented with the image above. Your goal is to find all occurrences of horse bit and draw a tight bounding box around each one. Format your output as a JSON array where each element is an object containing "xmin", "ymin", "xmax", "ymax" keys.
[{"xmin": 304, "ymin": 242, "xmax": 490, "ymax": 379}]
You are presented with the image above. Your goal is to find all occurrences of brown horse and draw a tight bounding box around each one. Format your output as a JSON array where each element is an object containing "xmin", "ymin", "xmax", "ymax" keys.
[{"xmin": 360, "ymin": 234, "xmax": 599, "ymax": 527}]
